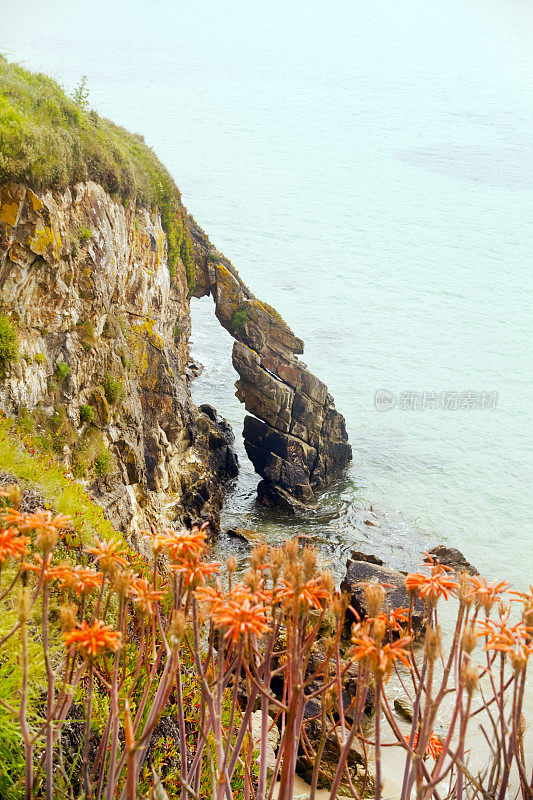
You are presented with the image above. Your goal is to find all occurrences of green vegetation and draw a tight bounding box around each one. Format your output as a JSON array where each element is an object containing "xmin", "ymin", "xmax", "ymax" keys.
[
  {"xmin": 0, "ymin": 415, "xmax": 121, "ymax": 545},
  {"xmin": 33, "ymin": 352, "xmax": 46, "ymax": 364},
  {"xmin": 94, "ymin": 448, "xmax": 111, "ymax": 475},
  {"xmin": 77, "ymin": 225, "xmax": 93, "ymax": 242},
  {"xmin": 102, "ymin": 373, "xmax": 124, "ymax": 406},
  {"xmin": 0, "ymin": 55, "xmax": 194, "ymax": 280},
  {"xmin": 0, "ymin": 314, "xmax": 18, "ymax": 369},
  {"xmin": 79, "ymin": 403, "xmax": 94, "ymax": 424},
  {"xmin": 231, "ymin": 305, "xmax": 248, "ymax": 334},
  {"xmin": 77, "ymin": 319, "xmax": 96, "ymax": 351},
  {"xmin": 54, "ymin": 361, "xmax": 70, "ymax": 381}
]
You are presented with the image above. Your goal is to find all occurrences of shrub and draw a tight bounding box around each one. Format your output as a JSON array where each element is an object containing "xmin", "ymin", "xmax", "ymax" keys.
[
  {"xmin": 0, "ymin": 314, "xmax": 18, "ymax": 368},
  {"xmin": 102, "ymin": 374, "xmax": 123, "ymax": 405},
  {"xmin": 55, "ymin": 362, "xmax": 71, "ymax": 381},
  {"xmin": 78, "ymin": 226, "xmax": 93, "ymax": 242},
  {"xmin": 102, "ymin": 373, "xmax": 124, "ymax": 406},
  {"xmin": 34, "ymin": 352, "xmax": 46, "ymax": 364},
  {"xmin": 231, "ymin": 306, "xmax": 248, "ymax": 334},
  {"xmin": 79, "ymin": 404, "xmax": 94, "ymax": 424},
  {"xmin": 94, "ymin": 449, "xmax": 111, "ymax": 475},
  {"xmin": 77, "ymin": 320, "xmax": 96, "ymax": 351}
]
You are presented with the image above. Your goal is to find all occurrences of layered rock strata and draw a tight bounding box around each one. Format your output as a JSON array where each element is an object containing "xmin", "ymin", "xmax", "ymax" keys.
[
  {"xmin": 190, "ymin": 222, "xmax": 352, "ymax": 511},
  {"xmin": 0, "ymin": 181, "xmax": 237, "ymax": 540}
]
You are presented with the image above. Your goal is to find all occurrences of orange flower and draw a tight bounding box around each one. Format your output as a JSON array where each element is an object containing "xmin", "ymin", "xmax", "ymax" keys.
[
  {"xmin": 23, "ymin": 554, "xmax": 64, "ymax": 581},
  {"xmin": 194, "ymin": 583, "xmax": 225, "ymax": 612},
  {"xmin": 157, "ymin": 524, "xmax": 208, "ymax": 561},
  {"xmin": 405, "ymin": 559, "xmax": 458, "ymax": 603},
  {"xmin": 207, "ymin": 583, "xmax": 270, "ymax": 644},
  {"xmin": 0, "ymin": 526, "xmax": 30, "ymax": 562},
  {"xmin": 58, "ymin": 565, "xmax": 103, "ymax": 595},
  {"xmin": 469, "ymin": 576, "xmax": 511, "ymax": 614},
  {"xmin": 131, "ymin": 578, "xmax": 164, "ymax": 615},
  {"xmin": 477, "ymin": 604, "xmax": 531, "ymax": 660},
  {"xmin": 17, "ymin": 509, "xmax": 71, "ymax": 551},
  {"xmin": 1, "ymin": 507, "xmax": 24, "ymax": 527},
  {"xmin": 64, "ymin": 619, "xmax": 121, "ymax": 659},
  {"xmin": 405, "ymin": 731, "xmax": 443, "ymax": 760},
  {"xmin": 169, "ymin": 555, "xmax": 220, "ymax": 587},
  {"xmin": 350, "ymin": 623, "xmax": 412, "ymax": 681},
  {"xmin": 278, "ymin": 577, "xmax": 331, "ymax": 610},
  {"xmin": 373, "ymin": 607, "xmax": 410, "ymax": 632},
  {"xmin": 86, "ymin": 538, "xmax": 128, "ymax": 573}
]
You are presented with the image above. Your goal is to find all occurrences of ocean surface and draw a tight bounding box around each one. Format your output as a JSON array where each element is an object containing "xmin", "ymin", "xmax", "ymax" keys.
[{"xmin": 1, "ymin": 0, "xmax": 532, "ymax": 585}]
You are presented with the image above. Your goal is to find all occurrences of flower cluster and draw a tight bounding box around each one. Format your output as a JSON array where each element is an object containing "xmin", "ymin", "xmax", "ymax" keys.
[
  {"xmin": 64, "ymin": 619, "xmax": 121, "ymax": 659},
  {"xmin": 405, "ymin": 555, "xmax": 459, "ymax": 604},
  {"xmin": 196, "ymin": 581, "xmax": 270, "ymax": 643}
]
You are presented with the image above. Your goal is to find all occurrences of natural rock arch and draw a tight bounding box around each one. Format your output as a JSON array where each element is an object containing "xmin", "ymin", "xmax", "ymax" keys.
[{"xmin": 189, "ymin": 221, "xmax": 352, "ymax": 512}]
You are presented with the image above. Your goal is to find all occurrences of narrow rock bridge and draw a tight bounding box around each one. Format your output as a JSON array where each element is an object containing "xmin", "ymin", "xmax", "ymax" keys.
[{"xmin": 190, "ymin": 222, "xmax": 352, "ymax": 512}]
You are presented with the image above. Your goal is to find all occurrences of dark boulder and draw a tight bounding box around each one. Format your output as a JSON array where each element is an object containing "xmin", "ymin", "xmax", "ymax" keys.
[
  {"xmin": 341, "ymin": 558, "xmax": 427, "ymax": 637},
  {"xmin": 427, "ymin": 545, "xmax": 478, "ymax": 576}
]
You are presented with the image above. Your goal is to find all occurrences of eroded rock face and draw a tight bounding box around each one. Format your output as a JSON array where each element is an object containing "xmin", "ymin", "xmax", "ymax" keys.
[
  {"xmin": 0, "ymin": 182, "xmax": 238, "ymax": 538},
  {"xmin": 190, "ymin": 221, "xmax": 352, "ymax": 511}
]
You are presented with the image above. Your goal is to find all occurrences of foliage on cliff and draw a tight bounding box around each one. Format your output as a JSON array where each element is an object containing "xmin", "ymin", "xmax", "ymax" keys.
[{"xmin": 0, "ymin": 55, "xmax": 194, "ymax": 285}]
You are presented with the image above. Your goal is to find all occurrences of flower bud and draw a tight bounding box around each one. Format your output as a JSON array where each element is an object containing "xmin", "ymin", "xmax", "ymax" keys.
[
  {"xmin": 226, "ymin": 555, "xmax": 237, "ymax": 575},
  {"xmin": 283, "ymin": 539, "xmax": 299, "ymax": 564},
  {"xmin": 170, "ymin": 610, "xmax": 187, "ymax": 643},
  {"xmin": 462, "ymin": 624, "xmax": 477, "ymax": 654},
  {"xmin": 60, "ymin": 603, "xmax": 78, "ymax": 633},
  {"xmin": 7, "ymin": 485, "xmax": 21, "ymax": 509},
  {"xmin": 364, "ymin": 583, "xmax": 385, "ymax": 618},
  {"xmin": 251, "ymin": 545, "xmax": 268, "ymax": 572},
  {"xmin": 425, "ymin": 627, "xmax": 441, "ymax": 663},
  {"xmin": 457, "ymin": 573, "xmax": 473, "ymax": 607},
  {"xmin": 244, "ymin": 568, "xmax": 260, "ymax": 594},
  {"xmin": 302, "ymin": 547, "xmax": 317, "ymax": 580},
  {"xmin": 462, "ymin": 662, "xmax": 479, "ymax": 695}
]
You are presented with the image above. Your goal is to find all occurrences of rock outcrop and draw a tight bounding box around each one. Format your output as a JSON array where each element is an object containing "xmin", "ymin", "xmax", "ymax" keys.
[
  {"xmin": 190, "ymin": 222, "xmax": 352, "ymax": 511},
  {"xmin": 426, "ymin": 545, "xmax": 478, "ymax": 575},
  {"xmin": 341, "ymin": 556, "xmax": 427, "ymax": 637},
  {"xmin": 0, "ymin": 181, "xmax": 237, "ymax": 539}
]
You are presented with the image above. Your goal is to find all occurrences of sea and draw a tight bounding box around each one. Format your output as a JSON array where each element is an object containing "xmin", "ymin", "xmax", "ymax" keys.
[{"xmin": 1, "ymin": 0, "xmax": 532, "ymax": 586}]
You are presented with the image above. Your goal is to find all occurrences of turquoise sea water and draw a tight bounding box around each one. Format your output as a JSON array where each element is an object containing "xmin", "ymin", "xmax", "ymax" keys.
[{"xmin": 1, "ymin": 0, "xmax": 532, "ymax": 584}]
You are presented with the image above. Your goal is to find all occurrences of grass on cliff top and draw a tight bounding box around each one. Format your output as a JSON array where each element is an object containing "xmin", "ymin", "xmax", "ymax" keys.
[
  {"xmin": 0, "ymin": 415, "xmax": 122, "ymax": 547},
  {"xmin": 0, "ymin": 55, "xmax": 195, "ymax": 285}
]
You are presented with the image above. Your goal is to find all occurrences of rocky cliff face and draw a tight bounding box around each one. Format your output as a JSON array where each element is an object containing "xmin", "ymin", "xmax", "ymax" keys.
[
  {"xmin": 0, "ymin": 181, "xmax": 237, "ymax": 541},
  {"xmin": 190, "ymin": 222, "xmax": 352, "ymax": 512}
]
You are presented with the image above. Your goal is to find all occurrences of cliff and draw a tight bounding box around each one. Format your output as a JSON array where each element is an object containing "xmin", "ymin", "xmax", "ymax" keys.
[
  {"xmin": 0, "ymin": 180, "xmax": 237, "ymax": 541},
  {"xmin": 0, "ymin": 55, "xmax": 351, "ymax": 534}
]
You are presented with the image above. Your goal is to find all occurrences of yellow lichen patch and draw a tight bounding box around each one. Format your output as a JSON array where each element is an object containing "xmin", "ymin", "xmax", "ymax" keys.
[
  {"xmin": 27, "ymin": 225, "xmax": 55, "ymax": 256},
  {"xmin": 0, "ymin": 184, "xmax": 23, "ymax": 227},
  {"xmin": 27, "ymin": 189, "xmax": 43, "ymax": 212},
  {"xmin": 0, "ymin": 200, "xmax": 20, "ymax": 227},
  {"xmin": 26, "ymin": 223, "xmax": 62, "ymax": 260}
]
